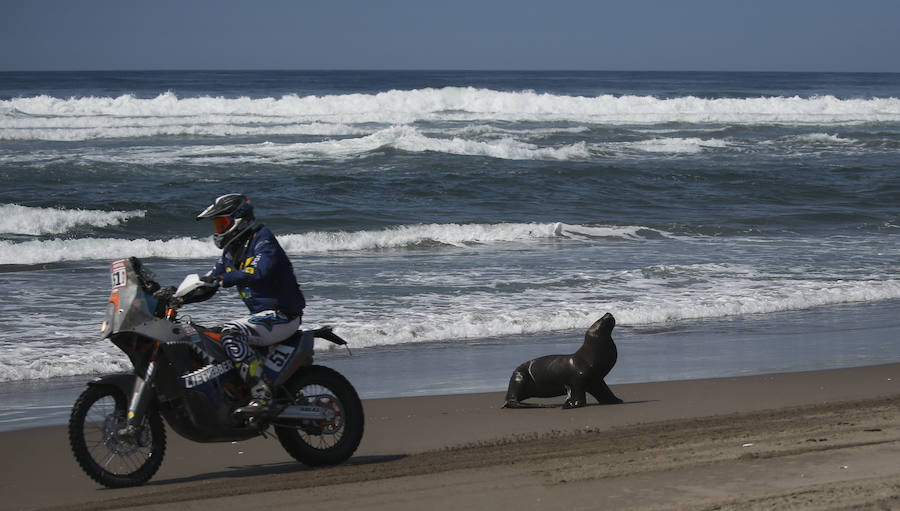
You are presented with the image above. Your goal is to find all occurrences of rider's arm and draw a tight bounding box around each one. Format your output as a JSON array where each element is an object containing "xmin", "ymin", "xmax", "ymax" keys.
[{"xmin": 221, "ymin": 233, "xmax": 278, "ymax": 288}]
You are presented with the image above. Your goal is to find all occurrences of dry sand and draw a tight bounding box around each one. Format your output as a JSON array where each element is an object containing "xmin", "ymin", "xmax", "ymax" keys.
[{"xmin": 1, "ymin": 363, "xmax": 898, "ymax": 510}]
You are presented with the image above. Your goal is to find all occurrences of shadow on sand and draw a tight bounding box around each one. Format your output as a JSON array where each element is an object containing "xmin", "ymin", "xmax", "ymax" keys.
[{"xmin": 141, "ymin": 454, "xmax": 407, "ymax": 487}]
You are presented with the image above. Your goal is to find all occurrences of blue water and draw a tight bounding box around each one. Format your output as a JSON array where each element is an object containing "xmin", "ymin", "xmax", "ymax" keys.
[{"xmin": 0, "ymin": 71, "xmax": 898, "ymax": 429}]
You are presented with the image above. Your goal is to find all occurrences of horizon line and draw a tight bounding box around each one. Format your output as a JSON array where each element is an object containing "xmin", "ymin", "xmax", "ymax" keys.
[{"xmin": 3, "ymin": 68, "xmax": 900, "ymax": 75}]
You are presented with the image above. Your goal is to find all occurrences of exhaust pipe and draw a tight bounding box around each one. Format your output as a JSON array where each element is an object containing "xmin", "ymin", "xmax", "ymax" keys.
[{"xmin": 275, "ymin": 404, "xmax": 335, "ymax": 421}]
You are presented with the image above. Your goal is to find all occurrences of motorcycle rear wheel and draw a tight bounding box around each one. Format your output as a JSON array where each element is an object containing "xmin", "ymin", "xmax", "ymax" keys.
[
  {"xmin": 68, "ymin": 384, "xmax": 166, "ymax": 488},
  {"xmin": 275, "ymin": 365, "xmax": 364, "ymax": 467}
]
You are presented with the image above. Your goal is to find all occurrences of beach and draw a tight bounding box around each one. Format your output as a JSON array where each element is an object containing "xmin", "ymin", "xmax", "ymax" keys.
[{"xmin": 2, "ymin": 363, "xmax": 898, "ymax": 510}]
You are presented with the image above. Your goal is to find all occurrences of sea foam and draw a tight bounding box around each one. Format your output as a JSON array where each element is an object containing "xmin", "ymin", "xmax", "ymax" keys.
[
  {"xmin": 3, "ymin": 276, "xmax": 897, "ymax": 382},
  {"xmin": 3, "ymin": 89, "xmax": 900, "ymax": 141},
  {"xmin": 0, "ymin": 204, "xmax": 145, "ymax": 235},
  {"xmin": 0, "ymin": 222, "xmax": 654, "ymax": 265},
  {"xmin": 624, "ymin": 137, "xmax": 730, "ymax": 154},
  {"xmin": 323, "ymin": 277, "xmax": 900, "ymax": 350}
]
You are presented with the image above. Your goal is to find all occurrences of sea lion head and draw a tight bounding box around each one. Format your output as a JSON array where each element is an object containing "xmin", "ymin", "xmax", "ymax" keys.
[{"xmin": 585, "ymin": 312, "xmax": 615, "ymax": 341}]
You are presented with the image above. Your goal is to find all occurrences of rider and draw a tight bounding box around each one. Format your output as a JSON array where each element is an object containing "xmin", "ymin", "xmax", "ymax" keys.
[{"xmin": 196, "ymin": 193, "xmax": 306, "ymax": 417}]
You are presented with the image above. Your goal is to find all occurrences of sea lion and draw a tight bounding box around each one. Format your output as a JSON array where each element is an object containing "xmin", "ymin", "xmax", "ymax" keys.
[{"xmin": 503, "ymin": 312, "xmax": 622, "ymax": 409}]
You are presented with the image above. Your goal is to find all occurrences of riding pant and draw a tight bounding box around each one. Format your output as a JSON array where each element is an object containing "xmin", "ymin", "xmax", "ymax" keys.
[{"xmin": 220, "ymin": 310, "xmax": 301, "ymax": 381}]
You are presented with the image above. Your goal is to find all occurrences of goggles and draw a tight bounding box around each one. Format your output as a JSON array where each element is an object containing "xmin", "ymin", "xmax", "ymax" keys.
[{"xmin": 211, "ymin": 216, "xmax": 234, "ymax": 234}]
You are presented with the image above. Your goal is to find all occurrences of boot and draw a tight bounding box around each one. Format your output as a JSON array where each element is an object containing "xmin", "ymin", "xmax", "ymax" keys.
[
  {"xmin": 234, "ymin": 357, "xmax": 274, "ymax": 418},
  {"xmin": 234, "ymin": 381, "xmax": 273, "ymax": 417}
]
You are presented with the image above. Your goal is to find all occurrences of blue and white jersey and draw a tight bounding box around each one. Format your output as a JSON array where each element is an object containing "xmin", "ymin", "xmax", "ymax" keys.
[{"xmin": 209, "ymin": 226, "xmax": 305, "ymax": 316}]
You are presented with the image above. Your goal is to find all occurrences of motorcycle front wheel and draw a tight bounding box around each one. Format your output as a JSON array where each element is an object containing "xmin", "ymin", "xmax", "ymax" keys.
[
  {"xmin": 68, "ymin": 384, "xmax": 166, "ymax": 488},
  {"xmin": 275, "ymin": 365, "xmax": 364, "ymax": 467}
]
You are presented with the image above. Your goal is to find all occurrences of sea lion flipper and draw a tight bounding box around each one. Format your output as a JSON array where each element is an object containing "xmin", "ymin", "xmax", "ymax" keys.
[
  {"xmin": 562, "ymin": 385, "xmax": 587, "ymax": 409},
  {"xmin": 588, "ymin": 380, "xmax": 623, "ymax": 404},
  {"xmin": 503, "ymin": 400, "xmax": 552, "ymax": 409}
]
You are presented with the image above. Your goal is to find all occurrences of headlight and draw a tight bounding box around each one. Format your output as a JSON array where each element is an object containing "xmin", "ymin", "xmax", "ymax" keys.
[{"xmin": 100, "ymin": 301, "xmax": 116, "ymax": 337}]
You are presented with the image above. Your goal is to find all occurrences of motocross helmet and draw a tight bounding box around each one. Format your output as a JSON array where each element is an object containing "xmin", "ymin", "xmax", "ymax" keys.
[{"xmin": 196, "ymin": 193, "xmax": 256, "ymax": 249}]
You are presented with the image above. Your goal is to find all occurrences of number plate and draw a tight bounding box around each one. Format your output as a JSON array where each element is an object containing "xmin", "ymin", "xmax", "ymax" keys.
[
  {"xmin": 265, "ymin": 344, "xmax": 294, "ymax": 371},
  {"xmin": 110, "ymin": 259, "xmax": 127, "ymax": 289}
]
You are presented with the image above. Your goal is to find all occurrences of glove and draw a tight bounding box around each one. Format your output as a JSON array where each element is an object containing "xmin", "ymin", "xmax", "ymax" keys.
[
  {"xmin": 199, "ymin": 275, "xmax": 221, "ymax": 285},
  {"xmin": 152, "ymin": 286, "xmax": 176, "ymax": 300}
]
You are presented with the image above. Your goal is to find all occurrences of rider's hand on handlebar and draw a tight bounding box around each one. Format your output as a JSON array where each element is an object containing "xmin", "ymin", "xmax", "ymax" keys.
[
  {"xmin": 152, "ymin": 286, "xmax": 176, "ymax": 301},
  {"xmin": 199, "ymin": 275, "xmax": 222, "ymax": 285}
]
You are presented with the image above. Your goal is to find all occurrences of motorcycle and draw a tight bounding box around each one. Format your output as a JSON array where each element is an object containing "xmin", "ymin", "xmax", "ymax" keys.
[{"xmin": 68, "ymin": 257, "xmax": 364, "ymax": 488}]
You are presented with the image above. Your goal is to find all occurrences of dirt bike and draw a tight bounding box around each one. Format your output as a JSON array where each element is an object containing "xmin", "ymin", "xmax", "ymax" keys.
[{"xmin": 68, "ymin": 257, "xmax": 364, "ymax": 488}]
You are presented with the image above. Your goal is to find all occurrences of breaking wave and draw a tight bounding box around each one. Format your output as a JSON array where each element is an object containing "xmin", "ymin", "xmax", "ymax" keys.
[
  {"xmin": 3, "ymin": 88, "xmax": 900, "ymax": 141},
  {"xmin": 2, "ymin": 276, "xmax": 898, "ymax": 382},
  {"xmin": 0, "ymin": 204, "xmax": 145, "ymax": 235},
  {"xmin": 0, "ymin": 222, "xmax": 657, "ymax": 265}
]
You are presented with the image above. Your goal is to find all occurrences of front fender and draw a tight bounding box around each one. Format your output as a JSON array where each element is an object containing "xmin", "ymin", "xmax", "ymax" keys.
[{"xmin": 87, "ymin": 373, "xmax": 138, "ymax": 396}]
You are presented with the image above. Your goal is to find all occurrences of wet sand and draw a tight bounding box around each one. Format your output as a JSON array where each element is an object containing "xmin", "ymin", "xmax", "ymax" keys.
[{"xmin": 1, "ymin": 363, "xmax": 898, "ymax": 510}]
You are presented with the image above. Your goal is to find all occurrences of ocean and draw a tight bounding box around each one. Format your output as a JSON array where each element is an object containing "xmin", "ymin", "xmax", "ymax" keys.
[{"xmin": 1, "ymin": 70, "xmax": 898, "ymax": 431}]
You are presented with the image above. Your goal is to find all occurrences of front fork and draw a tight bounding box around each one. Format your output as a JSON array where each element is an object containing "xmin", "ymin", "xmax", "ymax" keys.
[{"xmin": 118, "ymin": 345, "xmax": 158, "ymax": 444}]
